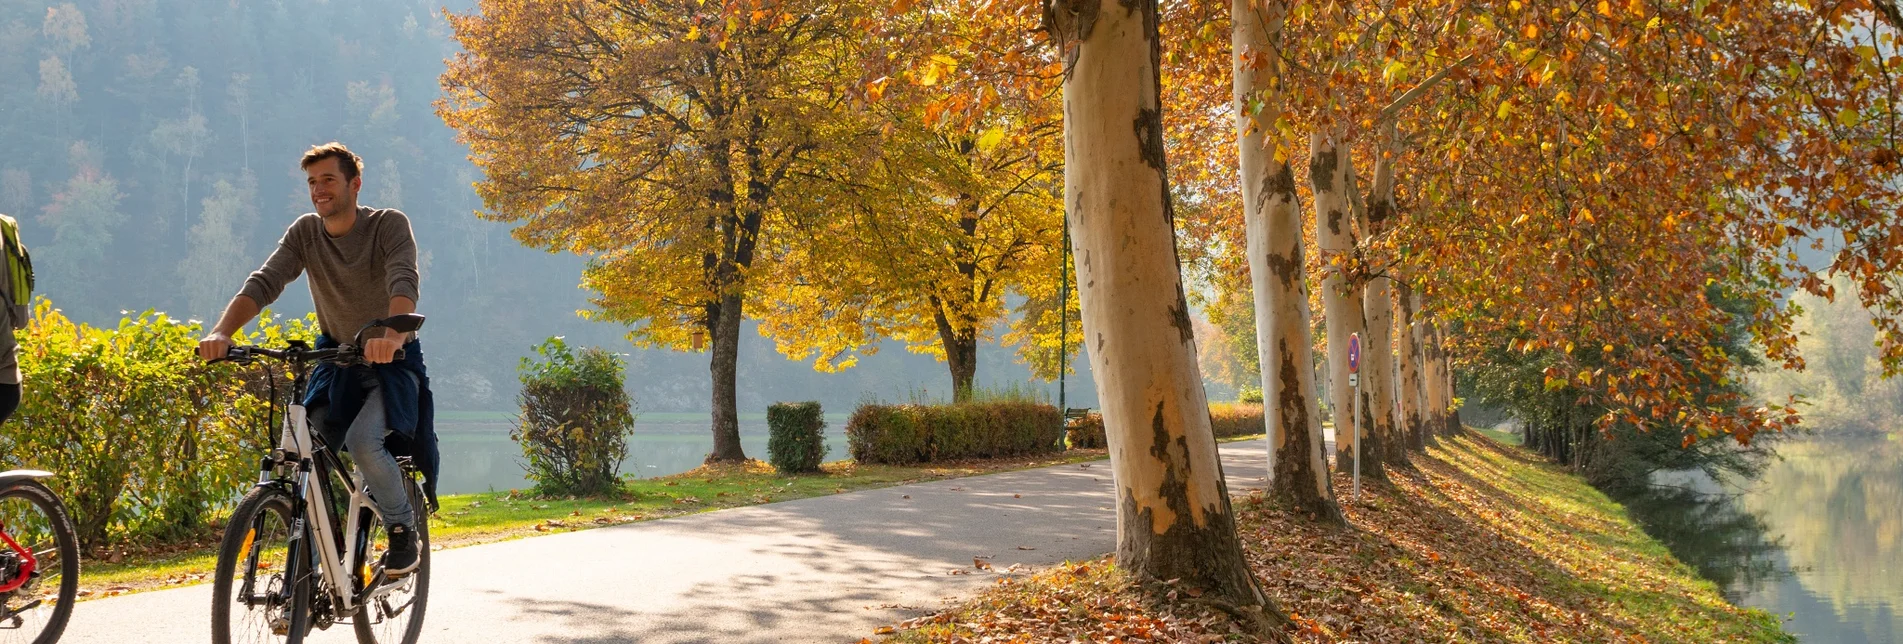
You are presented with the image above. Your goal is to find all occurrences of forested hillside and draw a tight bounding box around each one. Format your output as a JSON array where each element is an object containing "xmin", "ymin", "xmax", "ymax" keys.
[{"xmin": 0, "ymin": 0, "xmax": 1092, "ymax": 411}]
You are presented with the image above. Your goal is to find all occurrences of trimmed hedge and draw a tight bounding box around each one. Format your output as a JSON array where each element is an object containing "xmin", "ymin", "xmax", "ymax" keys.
[
  {"xmin": 1210, "ymin": 403, "xmax": 1267, "ymax": 438},
  {"xmin": 847, "ymin": 401, "xmax": 1063, "ymax": 464},
  {"xmin": 1060, "ymin": 403, "xmax": 1265, "ymax": 450},
  {"xmin": 767, "ymin": 402, "xmax": 827, "ymax": 474},
  {"xmin": 1066, "ymin": 413, "xmax": 1106, "ymax": 449}
]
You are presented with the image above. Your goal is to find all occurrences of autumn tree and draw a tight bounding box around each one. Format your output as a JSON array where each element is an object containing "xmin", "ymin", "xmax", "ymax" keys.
[
  {"xmin": 1043, "ymin": 0, "xmax": 1285, "ymax": 625},
  {"xmin": 758, "ymin": 5, "xmax": 1074, "ymax": 398},
  {"xmin": 440, "ymin": 0, "xmax": 872, "ymax": 461}
]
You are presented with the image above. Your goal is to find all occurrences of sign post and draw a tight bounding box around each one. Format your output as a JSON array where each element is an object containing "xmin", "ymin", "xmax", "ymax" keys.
[{"xmin": 1347, "ymin": 333, "xmax": 1361, "ymax": 503}]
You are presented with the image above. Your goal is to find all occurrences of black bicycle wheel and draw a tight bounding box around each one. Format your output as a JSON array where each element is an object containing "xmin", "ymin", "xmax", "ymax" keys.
[
  {"xmin": 212, "ymin": 486, "xmax": 311, "ymax": 644},
  {"xmin": 0, "ymin": 479, "xmax": 78, "ymax": 644},
  {"xmin": 352, "ymin": 477, "xmax": 429, "ymax": 644}
]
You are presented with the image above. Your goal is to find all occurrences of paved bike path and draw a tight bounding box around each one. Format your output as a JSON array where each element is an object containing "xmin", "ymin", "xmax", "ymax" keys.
[{"xmin": 59, "ymin": 441, "xmax": 1277, "ymax": 643}]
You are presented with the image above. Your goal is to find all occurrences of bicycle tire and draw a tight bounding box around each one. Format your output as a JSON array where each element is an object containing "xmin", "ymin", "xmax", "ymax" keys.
[
  {"xmin": 351, "ymin": 478, "xmax": 429, "ymax": 644},
  {"xmin": 0, "ymin": 479, "xmax": 78, "ymax": 644},
  {"xmin": 212, "ymin": 486, "xmax": 311, "ymax": 644}
]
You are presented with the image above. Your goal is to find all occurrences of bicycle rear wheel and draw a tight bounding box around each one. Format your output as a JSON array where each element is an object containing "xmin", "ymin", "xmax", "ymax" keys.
[
  {"xmin": 351, "ymin": 477, "xmax": 429, "ymax": 644},
  {"xmin": 212, "ymin": 486, "xmax": 311, "ymax": 644},
  {"xmin": 0, "ymin": 480, "xmax": 78, "ymax": 644}
]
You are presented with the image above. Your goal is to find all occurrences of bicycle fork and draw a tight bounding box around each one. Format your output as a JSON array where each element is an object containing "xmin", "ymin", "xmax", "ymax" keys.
[{"xmin": 0, "ymin": 524, "xmax": 38, "ymax": 595}]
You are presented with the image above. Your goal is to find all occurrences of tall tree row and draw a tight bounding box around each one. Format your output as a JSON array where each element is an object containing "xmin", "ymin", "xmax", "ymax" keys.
[{"xmin": 1042, "ymin": 0, "xmax": 1281, "ymax": 617}]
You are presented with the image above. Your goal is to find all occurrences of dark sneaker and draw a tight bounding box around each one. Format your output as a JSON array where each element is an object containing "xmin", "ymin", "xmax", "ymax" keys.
[{"xmin": 381, "ymin": 523, "xmax": 419, "ymax": 577}]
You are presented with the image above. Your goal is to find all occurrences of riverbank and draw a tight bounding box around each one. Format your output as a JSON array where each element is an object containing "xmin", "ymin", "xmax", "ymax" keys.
[{"xmin": 887, "ymin": 431, "xmax": 1795, "ymax": 643}]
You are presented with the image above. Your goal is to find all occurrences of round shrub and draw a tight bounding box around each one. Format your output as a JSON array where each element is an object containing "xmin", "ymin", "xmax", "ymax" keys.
[
  {"xmin": 767, "ymin": 401, "xmax": 827, "ymax": 474},
  {"xmin": 513, "ymin": 337, "xmax": 634, "ymax": 497}
]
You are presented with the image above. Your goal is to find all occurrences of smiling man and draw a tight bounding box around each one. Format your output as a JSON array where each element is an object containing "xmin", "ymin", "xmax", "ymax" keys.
[{"xmin": 196, "ymin": 142, "xmax": 437, "ymax": 577}]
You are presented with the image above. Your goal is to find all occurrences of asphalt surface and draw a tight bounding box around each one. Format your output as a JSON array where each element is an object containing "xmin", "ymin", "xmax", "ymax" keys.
[{"xmin": 58, "ymin": 441, "xmax": 1278, "ymax": 643}]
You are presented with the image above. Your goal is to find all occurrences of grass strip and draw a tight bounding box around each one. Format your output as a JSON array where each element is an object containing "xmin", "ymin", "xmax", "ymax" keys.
[{"xmin": 882, "ymin": 431, "xmax": 1792, "ymax": 643}]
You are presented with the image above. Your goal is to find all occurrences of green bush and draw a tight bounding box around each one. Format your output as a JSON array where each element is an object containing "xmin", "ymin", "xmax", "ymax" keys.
[
  {"xmin": 847, "ymin": 401, "xmax": 1063, "ymax": 464},
  {"xmin": 1210, "ymin": 403, "xmax": 1267, "ymax": 438},
  {"xmin": 0, "ymin": 299, "xmax": 314, "ymax": 548},
  {"xmin": 1066, "ymin": 412, "xmax": 1106, "ymax": 449},
  {"xmin": 766, "ymin": 401, "xmax": 827, "ymax": 474},
  {"xmin": 513, "ymin": 337, "xmax": 635, "ymax": 497},
  {"xmin": 1237, "ymin": 386, "xmax": 1264, "ymax": 404}
]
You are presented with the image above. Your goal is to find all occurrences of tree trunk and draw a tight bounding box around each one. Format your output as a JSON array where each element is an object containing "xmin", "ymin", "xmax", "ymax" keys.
[
  {"xmin": 942, "ymin": 195, "xmax": 983, "ymax": 404},
  {"xmin": 1236, "ymin": 0, "xmax": 1341, "ymax": 523},
  {"xmin": 1047, "ymin": 0, "xmax": 1277, "ymax": 613},
  {"xmin": 1311, "ymin": 134, "xmax": 1374, "ymax": 476},
  {"xmin": 1427, "ymin": 322, "xmax": 1457, "ymax": 437},
  {"xmin": 1359, "ymin": 128, "xmax": 1405, "ymax": 468},
  {"xmin": 706, "ymin": 292, "xmax": 749, "ymax": 463},
  {"xmin": 936, "ymin": 305, "xmax": 980, "ymax": 402},
  {"xmin": 1397, "ymin": 283, "xmax": 1428, "ymax": 451},
  {"xmin": 1439, "ymin": 326, "xmax": 1458, "ymax": 436}
]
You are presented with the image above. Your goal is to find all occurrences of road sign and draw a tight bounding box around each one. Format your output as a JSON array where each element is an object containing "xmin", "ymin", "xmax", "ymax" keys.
[
  {"xmin": 1347, "ymin": 373, "xmax": 1359, "ymax": 387},
  {"xmin": 1347, "ymin": 333, "xmax": 1361, "ymax": 373}
]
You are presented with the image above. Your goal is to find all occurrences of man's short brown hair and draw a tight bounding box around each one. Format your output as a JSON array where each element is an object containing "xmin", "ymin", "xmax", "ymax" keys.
[{"xmin": 300, "ymin": 143, "xmax": 363, "ymax": 182}]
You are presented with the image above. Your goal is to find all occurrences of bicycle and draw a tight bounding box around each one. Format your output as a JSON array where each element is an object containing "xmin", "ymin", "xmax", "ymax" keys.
[
  {"xmin": 0, "ymin": 470, "xmax": 77, "ymax": 644},
  {"xmin": 210, "ymin": 314, "xmax": 430, "ymax": 644}
]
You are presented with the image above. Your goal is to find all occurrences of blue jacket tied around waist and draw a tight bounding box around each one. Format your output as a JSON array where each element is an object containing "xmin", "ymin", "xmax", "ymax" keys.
[{"xmin": 302, "ymin": 335, "xmax": 440, "ymax": 510}]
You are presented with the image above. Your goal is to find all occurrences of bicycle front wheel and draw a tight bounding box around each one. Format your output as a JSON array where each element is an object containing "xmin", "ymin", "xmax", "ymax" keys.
[
  {"xmin": 0, "ymin": 479, "xmax": 78, "ymax": 644},
  {"xmin": 212, "ymin": 486, "xmax": 311, "ymax": 644},
  {"xmin": 352, "ymin": 477, "xmax": 429, "ymax": 644}
]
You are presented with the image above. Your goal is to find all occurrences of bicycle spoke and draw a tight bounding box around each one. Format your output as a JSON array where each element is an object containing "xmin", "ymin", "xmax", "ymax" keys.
[{"xmin": 214, "ymin": 492, "xmax": 303, "ymax": 644}]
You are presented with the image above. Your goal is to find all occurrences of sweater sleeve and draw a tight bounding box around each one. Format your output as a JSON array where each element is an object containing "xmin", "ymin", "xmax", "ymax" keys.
[
  {"xmin": 379, "ymin": 209, "xmax": 421, "ymax": 303},
  {"xmin": 238, "ymin": 219, "xmax": 307, "ymax": 308}
]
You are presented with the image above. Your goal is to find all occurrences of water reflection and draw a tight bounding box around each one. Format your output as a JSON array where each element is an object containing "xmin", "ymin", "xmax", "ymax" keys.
[
  {"xmin": 1614, "ymin": 483, "xmax": 1785, "ymax": 595},
  {"xmin": 1621, "ymin": 435, "xmax": 1903, "ymax": 643}
]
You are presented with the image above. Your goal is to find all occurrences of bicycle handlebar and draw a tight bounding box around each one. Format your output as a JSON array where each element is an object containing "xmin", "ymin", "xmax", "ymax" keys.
[{"xmin": 216, "ymin": 343, "xmax": 404, "ymax": 366}]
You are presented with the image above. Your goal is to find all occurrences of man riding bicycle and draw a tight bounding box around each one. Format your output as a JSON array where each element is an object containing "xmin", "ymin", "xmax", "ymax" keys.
[{"xmin": 197, "ymin": 143, "xmax": 437, "ymax": 579}]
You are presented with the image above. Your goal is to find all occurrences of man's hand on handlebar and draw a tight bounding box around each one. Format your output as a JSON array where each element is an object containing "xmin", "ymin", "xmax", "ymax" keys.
[
  {"xmin": 198, "ymin": 332, "xmax": 234, "ymax": 362},
  {"xmin": 364, "ymin": 336, "xmax": 400, "ymax": 364}
]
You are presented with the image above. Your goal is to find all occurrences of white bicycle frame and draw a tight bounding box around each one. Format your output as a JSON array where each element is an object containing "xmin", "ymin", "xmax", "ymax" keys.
[{"xmin": 262, "ymin": 402, "xmax": 409, "ymax": 617}]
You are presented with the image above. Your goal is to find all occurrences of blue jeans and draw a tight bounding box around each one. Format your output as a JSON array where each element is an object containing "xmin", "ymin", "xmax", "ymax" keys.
[{"xmin": 309, "ymin": 369, "xmax": 416, "ymax": 529}]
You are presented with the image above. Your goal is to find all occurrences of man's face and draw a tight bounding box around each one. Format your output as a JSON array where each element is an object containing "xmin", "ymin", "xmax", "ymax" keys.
[{"xmin": 305, "ymin": 157, "xmax": 360, "ymax": 218}]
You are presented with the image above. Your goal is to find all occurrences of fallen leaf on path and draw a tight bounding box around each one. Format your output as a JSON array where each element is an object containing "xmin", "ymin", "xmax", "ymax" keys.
[{"xmin": 1017, "ymin": 546, "xmax": 1036, "ymax": 550}]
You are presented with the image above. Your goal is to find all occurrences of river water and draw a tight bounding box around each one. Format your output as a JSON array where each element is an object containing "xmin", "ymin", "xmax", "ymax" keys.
[
  {"xmin": 432, "ymin": 413, "xmax": 854, "ymax": 494},
  {"xmin": 1623, "ymin": 434, "xmax": 1902, "ymax": 643}
]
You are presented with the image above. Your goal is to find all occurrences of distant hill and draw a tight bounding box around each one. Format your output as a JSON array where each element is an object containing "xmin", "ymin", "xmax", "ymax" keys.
[{"xmin": 0, "ymin": 0, "xmax": 1095, "ymax": 412}]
